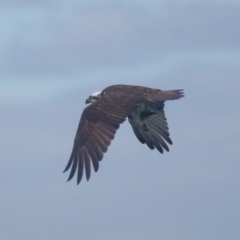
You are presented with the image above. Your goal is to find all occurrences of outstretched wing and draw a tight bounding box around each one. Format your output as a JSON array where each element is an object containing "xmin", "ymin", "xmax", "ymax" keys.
[
  {"xmin": 63, "ymin": 85, "xmax": 147, "ymax": 184},
  {"xmin": 128, "ymin": 89, "xmax": 184, "ymax": 154}
]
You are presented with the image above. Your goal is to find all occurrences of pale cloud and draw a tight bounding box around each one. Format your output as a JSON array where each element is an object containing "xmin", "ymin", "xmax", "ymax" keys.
[{"xmin": 1, "ymin": 2, "xmax": 239, "ymax": 77}]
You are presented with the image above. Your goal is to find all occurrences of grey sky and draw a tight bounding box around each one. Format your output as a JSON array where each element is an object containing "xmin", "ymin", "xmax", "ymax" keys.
[{"xmin": 1, "ymin": 1, "xmax": 240, "ymax": 240}]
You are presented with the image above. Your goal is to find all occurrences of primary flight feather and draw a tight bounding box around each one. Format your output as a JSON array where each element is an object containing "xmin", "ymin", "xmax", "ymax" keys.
[{"xmin": 63, "ymin": 84, "xmax": 184, "ymax": 184}]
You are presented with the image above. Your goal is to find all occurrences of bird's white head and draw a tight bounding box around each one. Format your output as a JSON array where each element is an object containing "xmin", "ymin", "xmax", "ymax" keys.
[{"xmin": 85, "ymin": 91, "xmax": 102, "ymax": 104}]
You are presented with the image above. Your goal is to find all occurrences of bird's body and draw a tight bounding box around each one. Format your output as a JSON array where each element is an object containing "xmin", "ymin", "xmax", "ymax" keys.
[{"xmin": 64, "ymin": 84, "xmax": 184, "ymax": 184}]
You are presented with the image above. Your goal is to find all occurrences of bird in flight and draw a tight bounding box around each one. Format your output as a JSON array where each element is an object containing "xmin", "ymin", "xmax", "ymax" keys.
[{"xmin": 63, "ymin": 84, "xmax": 184, "ymax": 184}]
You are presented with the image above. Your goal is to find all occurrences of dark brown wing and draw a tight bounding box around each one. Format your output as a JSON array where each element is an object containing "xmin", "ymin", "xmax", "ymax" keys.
[
  {"xmin": 63, "ymin": 85, "xmax": 149, "ymax": 184},
  {"xmin": 128, "ymin": 89, "xmax": 184, "ymax": 154}
]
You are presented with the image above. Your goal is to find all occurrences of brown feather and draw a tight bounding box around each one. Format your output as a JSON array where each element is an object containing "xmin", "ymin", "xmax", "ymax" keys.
[
  {"xmin": 82, "ymin": 147, "xmax": 91, "ymax": 182},
  {"xmin": 92, "ymin": 133, "xmax": 108, "ymax": 153},
  {"xmin": 85, "ymin": 141, "xmax": 99, "ymax": 172},
  {"xmin": 77, "ymin": 150, "xmax": 84, "ymax": 184},
  {"xmin": 67, "ymin": 153, "xmax": 78, "ymax": 182}
]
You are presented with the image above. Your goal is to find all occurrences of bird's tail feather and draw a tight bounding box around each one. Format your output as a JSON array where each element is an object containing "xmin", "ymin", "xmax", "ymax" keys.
[{"xmin": 148, "ymin": 89, "xmax": 184, "ymax": 102}]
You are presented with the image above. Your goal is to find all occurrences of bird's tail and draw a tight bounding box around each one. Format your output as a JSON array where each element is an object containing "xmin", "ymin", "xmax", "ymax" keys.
[
  {"xmin": 160, "ymin": 89, "xmax": 184, "ymax": 100},
  {"xmin": 147, "ymin": 89, "xmax": 184, "ymax": 102}
]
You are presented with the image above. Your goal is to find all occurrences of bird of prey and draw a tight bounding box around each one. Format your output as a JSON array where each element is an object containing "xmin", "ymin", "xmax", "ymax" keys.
[{"xmin": 63, "ymin": 84, "xmax": 184, "ymax": 184}]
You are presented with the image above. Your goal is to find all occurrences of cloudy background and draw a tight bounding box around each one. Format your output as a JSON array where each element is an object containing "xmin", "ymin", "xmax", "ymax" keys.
[{"xmin": 1, "ymin": 0, "xmax": 240, "ymax": 239}]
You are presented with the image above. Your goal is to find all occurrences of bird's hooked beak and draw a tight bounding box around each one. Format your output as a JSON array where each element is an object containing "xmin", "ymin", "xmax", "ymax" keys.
[{"xmin": 85, "ymin": 98, "xmax": 90, "ymax": 104}]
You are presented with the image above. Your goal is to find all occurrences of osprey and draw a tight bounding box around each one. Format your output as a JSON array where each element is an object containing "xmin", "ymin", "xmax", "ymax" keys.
[{"xmin": 64, "ymin": 84, "xmax": 184, "ymax": 184}]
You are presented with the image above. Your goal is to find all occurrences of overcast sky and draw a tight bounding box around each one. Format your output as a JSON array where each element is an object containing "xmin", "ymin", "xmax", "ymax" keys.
[{"xmin": 1, "ymin": 1, "xmax": 240, "ymax": 240}]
